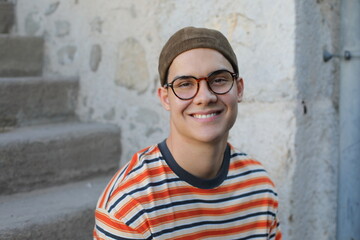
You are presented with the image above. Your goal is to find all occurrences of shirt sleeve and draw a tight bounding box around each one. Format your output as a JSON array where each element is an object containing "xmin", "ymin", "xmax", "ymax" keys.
[
  {"xmin": 269, "ymin": 212, "xmax": 282, "ymax": 240},
  {"xmin": 93, "ymin": 208, "xmax": 151, "ymax": 240}
]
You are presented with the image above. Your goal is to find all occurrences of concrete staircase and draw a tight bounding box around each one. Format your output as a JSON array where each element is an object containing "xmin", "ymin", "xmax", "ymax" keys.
[{"xmin": 0, "ymin": 2, "xmax": 120, "ymax": 239}]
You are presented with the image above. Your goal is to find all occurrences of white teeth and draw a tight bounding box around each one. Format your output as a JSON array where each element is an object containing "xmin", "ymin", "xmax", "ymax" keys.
[{"xmin": 193, "ymin": 113, "xmax": 217, "ymax": 119}]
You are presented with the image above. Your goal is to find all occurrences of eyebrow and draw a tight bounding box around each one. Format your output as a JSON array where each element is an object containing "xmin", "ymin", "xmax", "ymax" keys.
[{"xmin": 171, "ymin": 68, "xmax": 231, "ymax": 82}]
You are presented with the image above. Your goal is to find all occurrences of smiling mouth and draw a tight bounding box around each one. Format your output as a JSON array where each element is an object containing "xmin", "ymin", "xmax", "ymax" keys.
[{"xmin": 192, "ymin": 112, "xmax": 220, "ymax": 119}]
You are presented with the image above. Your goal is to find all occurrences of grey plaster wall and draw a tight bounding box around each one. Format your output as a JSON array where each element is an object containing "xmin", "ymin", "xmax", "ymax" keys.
[{"xmin": 292, "ymin": 0, "xmax": 340, "ymax": 239}]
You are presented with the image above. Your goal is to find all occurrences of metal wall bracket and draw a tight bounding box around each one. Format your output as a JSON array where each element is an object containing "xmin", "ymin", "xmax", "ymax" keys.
[{"xmin": 323, "ymin": 49, "xmax": 360, "ymax": 62}]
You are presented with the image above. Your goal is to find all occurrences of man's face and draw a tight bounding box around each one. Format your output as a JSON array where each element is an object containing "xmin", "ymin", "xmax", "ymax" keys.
[{"xmin": 158, "ymin": 48, "xmax": 244, "ymax": 145}]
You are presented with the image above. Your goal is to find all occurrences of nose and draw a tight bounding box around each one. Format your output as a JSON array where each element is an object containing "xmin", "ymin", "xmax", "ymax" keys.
[{"xmin": 192, "ymin": 80, "xmax": 217, "ymax": 104}]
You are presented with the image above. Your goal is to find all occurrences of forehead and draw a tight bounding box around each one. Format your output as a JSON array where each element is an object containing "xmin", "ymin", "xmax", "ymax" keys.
[{"xmin": 168, "ymin": 48, "xmax": 234, "ymax": 77}]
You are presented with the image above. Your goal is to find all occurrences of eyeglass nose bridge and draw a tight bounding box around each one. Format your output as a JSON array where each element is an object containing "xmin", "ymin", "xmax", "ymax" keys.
[
  {"xmin": 194, "ymin": 76, "xmax": 209, "ymax": 83},
  {"xmin": 193, "ymin": 77, "xmax": 217, "ymax": 96}
]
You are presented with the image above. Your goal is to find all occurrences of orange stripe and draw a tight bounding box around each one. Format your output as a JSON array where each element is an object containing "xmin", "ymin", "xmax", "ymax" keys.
[
  {"xmin": 134, "ymin": 217, "xmax": 151, "ymax": 235},
  {"xmin": 96, "ymin": 210, "xmax": 150, "ymax": 235},
  {"xmin": 93, "ymin": 229, "xmax": 106, "ymax": 240},
  {"xmin": 270, "ymin": 216, "xmax": 282, "ymax": 240},
  {"xmin": 98, "ymin": 146, "xmax": 158, "ymax": 209},
  {"xmin": 171, "ymin": 220, "xmax": 272, "ymax": 240},
  {"xmin": 115, "ymin": 177, "xmax": 274, "ymax": 227},
  {"xmin": 144, "ymin": 145, "xmax": 160, "ymax": 156},
  {"xmin": 221, "ymin": 176, "xmax": 275, "ymax": 191},
  {"xmin": 147, "ymin": 198, "xmax": 276, "ymax": 227},
  {"xmin": 96, "ymin": 210, "xmax": 135, "ymax": 233},
  {"xmin": 98, "ymin": 168, "xmax": 125, "ymax": 208},
  {"xmin": 109, "ymin": 165, "xmax": 173, "ymax": 203},
  {"xmin": 131, "ymin": 176, "xmax": 274, "ymax": 207},
  {"xmin": 229, "ymin": 158, "xmax": 262, "ymax": 170},
  {"xmin": 173, "ymin": 199, "xmax": 272, "ymax": 223},
  {"xmin": 93, "ymin": 230, "xmax": 105, "ymax": 240},
  {"xmin": 122, "ymin": 153, "xmax": 141, "ymax": 179},
  {"xmin": 121, "ymin": 146, "xmax": 160, "ymax": 180},
  {"xmin": 114, "ymin": 197, "xmax": 139, "ymax": 219},
  {"xmin": 100, "ymin": 146, "xmax": 163, "ymax": 209},
  {"xmin": 112, "ymin": 165, "xmax": 174, "ymax": 217}
]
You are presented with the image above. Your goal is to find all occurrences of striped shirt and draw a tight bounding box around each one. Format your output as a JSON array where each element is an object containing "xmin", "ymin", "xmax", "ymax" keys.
[{"xmin": 94, "ymin": 140, "xmax": 282, "ymax": 240}]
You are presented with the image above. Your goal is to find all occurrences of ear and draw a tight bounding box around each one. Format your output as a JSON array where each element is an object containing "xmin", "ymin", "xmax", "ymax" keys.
[
  {"xmin": 157, "ymin": 87, "xmax": 171, "ymax": 111},
  {"xmin": 236, "ymin": 78, "xmax": 244, "ymax": 103}
]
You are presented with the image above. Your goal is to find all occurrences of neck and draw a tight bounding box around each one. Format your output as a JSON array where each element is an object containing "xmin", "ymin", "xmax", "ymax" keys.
[{"xmin": 166, "ymin": 135, "xmax": 228, "ymax": 179}]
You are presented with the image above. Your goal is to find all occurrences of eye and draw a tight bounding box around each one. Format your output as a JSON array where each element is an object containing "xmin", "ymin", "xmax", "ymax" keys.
[
  {"xmin": 209, "ymin": 71, "xmax": 233, "ymax": 86},
  {"xmin": 174, "ymin": 78, "xmax": 196, "ymax": 88},
  {"xmin": 210, "ymin": 76, "xmax": 230, "ymax": 85}
]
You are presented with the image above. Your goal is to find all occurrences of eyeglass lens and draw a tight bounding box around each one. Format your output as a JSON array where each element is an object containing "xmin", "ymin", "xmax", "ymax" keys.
[{"xmin": 171, "ymin": 70, "xmax": 235, "ymax": 100}]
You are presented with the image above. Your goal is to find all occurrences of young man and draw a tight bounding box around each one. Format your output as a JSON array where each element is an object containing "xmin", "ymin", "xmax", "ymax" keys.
[{"xmin": 94, "ymin": 26, "xmax": 282, "ymax": 240}]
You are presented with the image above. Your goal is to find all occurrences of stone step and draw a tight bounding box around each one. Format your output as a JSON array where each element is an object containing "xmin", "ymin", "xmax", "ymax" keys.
[
  {"xmin": 0, "ymin": 174, "xmax": 112, "ymax": 240},
  {"xmin": 0, "ymin": 35, "xmax": 43, "ymax": 77},
  {"xmin": 0, "ymin": 2, "xmax": 15, "ymax": 34},
  {"xmin": 0, "ymin": 76, "xmax": 78, "ymax": 129},
  {"xmin": 0, "ymin": 122, "xmax": 120, "ymax": 195}
]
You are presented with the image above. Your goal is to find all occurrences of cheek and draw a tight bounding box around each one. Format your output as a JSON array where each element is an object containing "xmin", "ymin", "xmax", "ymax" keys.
[
  {"xmin": 223, "ymin": 90, "xmax": 239, "ymax": 106},
  {"xmin": 168, "ymin": 97, "xmax": 191, "ymax": 114},
  {"xmin": 223, "ymin": 95, "xmax": 239, "ymax": 118},
  {"xmin": 228, "ymin": 100, "xmax": 238, "ymax": 114},
  {"xmin": 228, "ymin": 102, "xmax": 239, "ymax": 129}
]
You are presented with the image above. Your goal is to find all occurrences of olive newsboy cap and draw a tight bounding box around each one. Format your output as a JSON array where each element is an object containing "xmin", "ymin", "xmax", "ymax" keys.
[{"xmin": 158, "ymin": 26, "xmax": 238, "ymax": 86}]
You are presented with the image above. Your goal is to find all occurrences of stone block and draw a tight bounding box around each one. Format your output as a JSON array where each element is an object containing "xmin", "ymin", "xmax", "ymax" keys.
[
  {"xmin": 0, "ymin": 35, "xmax": 43, "ymax": 77},
  {"xmin": 0, "ymin": 175, "xmax": 111, "ymax": 239},
  {"xmin": 0, "ymin": 2, "xmax": 14, "ymax": 33},
  {"xmin": 0, "ymin": 76, "xmax": 78, "ymax": 128},
  {"xmin": 0, "ymin": 122, "xmax": 120, "ymax": 194}
]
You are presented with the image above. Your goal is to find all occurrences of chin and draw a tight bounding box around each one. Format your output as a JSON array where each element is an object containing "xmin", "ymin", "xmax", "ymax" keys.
[{"xmin": 190, "ymin": 130, "xmax": 229, "ymax": 144}]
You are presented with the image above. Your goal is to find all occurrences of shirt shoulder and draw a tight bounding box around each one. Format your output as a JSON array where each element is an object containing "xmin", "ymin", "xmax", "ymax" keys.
[
  {"xmin": 228, "ymin": 143, "xmax": 276, "ymax": 188},
  {"xmin": 228, "ymin": 143, "xmax": 265, "ymax": 169},
  {"xmin": 96, "ymin": 144, "xmax": 166, "ymax": 210}
]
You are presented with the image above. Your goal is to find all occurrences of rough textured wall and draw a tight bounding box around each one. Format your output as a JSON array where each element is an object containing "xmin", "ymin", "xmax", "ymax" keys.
[
  {"xmin": 292, "ymin": 1, "xmax": 340, "ymax": 239},
  {"xmin": 14, "ymin": 0, "xmax": 339, "ymax": 239}
]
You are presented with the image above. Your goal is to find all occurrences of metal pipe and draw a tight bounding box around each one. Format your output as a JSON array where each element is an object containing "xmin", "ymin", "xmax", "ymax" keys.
[{"xmin": 337, "ymin": 0, "xmax": 360, "ymax": 239}]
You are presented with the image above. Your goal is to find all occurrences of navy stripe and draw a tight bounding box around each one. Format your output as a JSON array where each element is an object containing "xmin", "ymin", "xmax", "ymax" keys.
[
  {"xmin": 233, "ymin": 234, "xmax": 269, "ymax": 240},
  {"xmin": 231, "ymin": 152, "xmax": 248, "ymax": 157},
  {"xmin": 106, "ymin": 165, "xmax": 129, "ymax": 207},
  {"xmin": 268, "ymin": 222, "xmax": 280, "ymax": 239},
  {"xmin": 126, "ymin": 189, "xmax": 276, "ymax": 225},
  {"xmin": 95, "ymin": 225, "xmax": 153, "ymax": 240},
  {"xmin": 108, "ymin": 155, "xmax": 165, "ymax": 205},
  {"xmin": 138, "ymin": 147, "xmax": 152, "ymax": 159},
  {"xmin": 128, "ymin": 157, "xmax": 163, "ymax": 176},
  {"xmin": 152, "ymin": 211, "xmax": 275, "ymax": 238},
  {"xmin": 227, "ymin": 169, "xmax": 267, "ymax": 181},
  {"xmin": 108, "ymin": 177, "xmax": 181, "ymax": 212}
]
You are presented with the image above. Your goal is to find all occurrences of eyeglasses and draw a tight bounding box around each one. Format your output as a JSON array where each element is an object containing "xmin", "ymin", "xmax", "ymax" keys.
[{"xmin": 164, "ymin": 69, "xmax": 238, "ymax": 100}]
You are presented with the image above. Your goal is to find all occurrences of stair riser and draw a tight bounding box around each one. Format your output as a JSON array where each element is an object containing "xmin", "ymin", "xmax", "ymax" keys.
[
  {"xmin": 0, "ymin": 208, "xmax": 94, "ymax": 240},
  {"xmin": 0, "ymin": 36, "xmax": 43, "ymax": 77},
  {"xmin": 0, "ymin": 175, "xmax": 111, "ymax": 239},
  {"xmin": 0, "ymin": 77, "xmax": 78, "ymax": 129},
  {"xmin": 0, "ymin": 128, "xmax": 120, "ymax": 195},
  {"xmin": 0, "ymin": 3, "xmax": 15, "ymax": 34}
]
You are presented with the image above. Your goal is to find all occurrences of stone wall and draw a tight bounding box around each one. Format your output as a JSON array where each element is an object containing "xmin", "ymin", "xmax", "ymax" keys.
[{"xmin": 14, "ymin": 0, "xmax": 340, "ymax": 239}]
